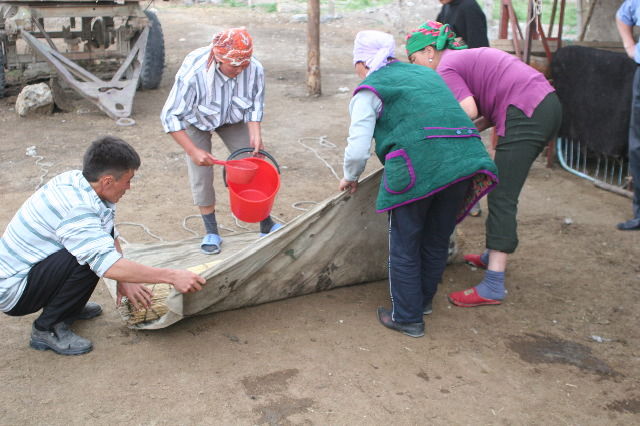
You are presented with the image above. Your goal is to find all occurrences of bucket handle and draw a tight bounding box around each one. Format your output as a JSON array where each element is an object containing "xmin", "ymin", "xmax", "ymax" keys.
[{"xmin": 223, "ymin": 148, "xmax": 281, "ymax": 187}]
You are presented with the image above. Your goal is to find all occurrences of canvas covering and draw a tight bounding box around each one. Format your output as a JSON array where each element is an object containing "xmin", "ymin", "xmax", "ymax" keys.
[{"xmin": 104, "ymin": 170, "xmax": 389, "ymax": 329}]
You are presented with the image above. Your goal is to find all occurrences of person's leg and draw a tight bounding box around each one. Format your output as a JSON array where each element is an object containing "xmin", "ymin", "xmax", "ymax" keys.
[
  {"xmin": 8, "ymin": 249, "xmax": 99, "ymax": 330},
  {"xmin": 185, "ymin": 125, "xmax": 216, "ymax": 214},
  {"xmin": 421, "ymin": 180, "xmax": 471, "ymax": 308},
  {"xmin": 185, "ymin": 126, "xmax": 222, "ymax": 253},
  {"xmin": 216, "ymin": 122, "xmax": 280, "ymax": 234},
  {"xmin": 452, "ymin": 94, "xmax": 561, "ymax": 306},
  {"xmin": 387, "ymin": 198, "xmax": 431, "ymax": 324},
  {"xmin": 618, "ymin": 67, "xmax": 640, "ymax": 230}
]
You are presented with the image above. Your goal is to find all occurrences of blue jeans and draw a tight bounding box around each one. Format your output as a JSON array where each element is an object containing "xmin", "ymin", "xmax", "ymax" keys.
[{"xmin": 387, "ymin": 180, "xmax": 470, "ymax": 323}]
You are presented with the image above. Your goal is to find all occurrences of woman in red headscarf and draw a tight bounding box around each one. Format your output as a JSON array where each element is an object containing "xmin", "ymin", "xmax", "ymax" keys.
[{"xmin": 161, "ymin": 28, "xmax": 281, "ymax": 256}]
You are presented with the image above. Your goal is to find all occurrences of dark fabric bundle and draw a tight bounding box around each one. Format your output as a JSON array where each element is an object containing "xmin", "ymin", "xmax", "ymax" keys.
[{"xmin": 551, "ymin": 45, "xmax": 636, "ymax": 157}]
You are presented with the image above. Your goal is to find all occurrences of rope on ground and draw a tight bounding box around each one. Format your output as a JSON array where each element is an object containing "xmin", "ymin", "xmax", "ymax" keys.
[
  {"xmin": 183, "ymin": 214, "xmax": 241, "ymax": 235},
  {"xmin": 292, "ymin": 201, "xmax": 319, "ymax": 211},
  {"xmin": 117, "ymin": 135, "xmax": 343, "ymax": 242},
  {"xmin": 25, "ymin": 146, "xmax": 52, "ymax": 190},
  {"xmin": 297, "ymin": 136, "xmax": 341, "ymax": 181},
  {"xmin": 182, "ymin": 215, "xmax": 201, "ymax": 237},
  {"xmin": 116, "ymin": 222, "xmax": 165, "ymax": 246},
  {"xmin": 294, "ymin": 135, "xmax": 342, "ymax": 211}
]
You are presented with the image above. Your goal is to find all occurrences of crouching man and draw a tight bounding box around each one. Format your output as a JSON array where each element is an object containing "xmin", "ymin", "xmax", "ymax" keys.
[{"xmin": 0, "ymin": 136, "xmax": 205, "ymax": 355}]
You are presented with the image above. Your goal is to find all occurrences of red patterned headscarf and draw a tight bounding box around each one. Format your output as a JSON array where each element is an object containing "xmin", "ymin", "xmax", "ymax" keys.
[{"xmin": 206, "ymin": 28, "xmax": 253, "ymax": 69}]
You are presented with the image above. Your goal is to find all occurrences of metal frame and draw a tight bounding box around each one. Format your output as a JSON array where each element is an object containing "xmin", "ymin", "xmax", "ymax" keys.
[
  {"xmin": 498, "ymin": 0, "xmax": 564, "ymax": 65},
  {"xmin": 1, "ymin": 1, "xmax": 149, "ymax": 120},
  {"xmin": 556, "ymin": 137, "xmax": 632, "ymax": 198},
  {"xmin": 20, "ymin": 26, "xmax": 147, "ymax": 119}
]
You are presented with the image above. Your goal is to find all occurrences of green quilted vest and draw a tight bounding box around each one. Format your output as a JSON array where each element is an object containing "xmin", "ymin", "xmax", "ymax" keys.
[{"xmin": 356, "ymin": 62, "xmax": 498, "ymax": 221}]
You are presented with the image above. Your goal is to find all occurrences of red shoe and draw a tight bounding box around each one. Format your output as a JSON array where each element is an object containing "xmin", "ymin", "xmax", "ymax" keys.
[
  {"xmin": 464, "ymin": 253, "xmax": 487, "ymax": 269},
  {"xmin": 448, "ymin": 287, "xmax": 502, "ymax": 307}
]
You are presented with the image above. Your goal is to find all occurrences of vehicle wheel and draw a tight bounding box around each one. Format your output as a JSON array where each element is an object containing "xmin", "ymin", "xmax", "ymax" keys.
[{"xmin": 138, "ymin": 10, "xmax": 164, "ymax": 90}]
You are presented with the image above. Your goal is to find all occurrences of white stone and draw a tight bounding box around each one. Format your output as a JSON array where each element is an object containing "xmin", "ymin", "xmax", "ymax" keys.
[
  {"xmin": 16, "ymin": 83, "xmax": 54, "ymax": 117},
  {"xmin": 291, "ymin": 14, "xmax": 307, "ymax": 23}
]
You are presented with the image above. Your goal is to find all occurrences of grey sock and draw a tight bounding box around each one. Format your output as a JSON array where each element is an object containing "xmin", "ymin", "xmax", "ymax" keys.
[
  {"xmin": 260, "ymin": 216, "xmax": 275, "ymax": 234},
  {"xmin": 475, "ymin": 270, "xmax": 505, "ymax": 300},
  {"xmin": 202, "ymin": 213, "xmax": 219, "ymax": 235}
]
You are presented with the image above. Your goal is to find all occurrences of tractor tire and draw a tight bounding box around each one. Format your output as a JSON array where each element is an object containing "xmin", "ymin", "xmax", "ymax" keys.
[{"xmin": 139, "ymin": 10, "xmax": 165, "ymax": 90}]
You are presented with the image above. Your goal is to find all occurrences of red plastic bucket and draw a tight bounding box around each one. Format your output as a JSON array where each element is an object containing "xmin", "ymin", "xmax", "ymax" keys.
[{"xmin": 227, "ymin": 157, "xmax": 280, "ymax": 223}]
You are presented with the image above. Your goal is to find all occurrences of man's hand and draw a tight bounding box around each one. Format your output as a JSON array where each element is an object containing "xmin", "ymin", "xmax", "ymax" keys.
[
  {"xmin": 626, "ymin": 44, "xmax": 636, "ymax": 59},
  {"xmin": 249, "ymin": 134, "xmax": 264, "ymax": 154},
  {"xmin": 339, "ymin": 178, "xmax": 358, "ymax": 194},
  {"xmin": 117, "ymin": 281, "xmax": 153, "ymax": 310},
  {"xmin": 171, "ymin": 270, "xmax": 206, "ymax": 294},
  {"xmin": 189, "ymin": 148, "xmax": 217, "ymax": 167}
]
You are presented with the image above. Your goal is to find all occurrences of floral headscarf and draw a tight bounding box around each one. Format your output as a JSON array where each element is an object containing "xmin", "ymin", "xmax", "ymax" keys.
[
  {"xmin": 405, "ymin": 20, "xmax": 467, "ymax": 56},
  {"xmin": 207, "ymin": 27, "xmax": 253, "ymax": 69}
]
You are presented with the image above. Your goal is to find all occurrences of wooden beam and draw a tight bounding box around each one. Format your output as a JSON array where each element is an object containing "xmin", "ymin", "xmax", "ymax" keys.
[
  {"xmin": 491, "ymin": 38, "xmax": 625, "ymax": 54},
  {"xmin": 306, "ymin": 0, "xmax": 321, "ymax": 96}
]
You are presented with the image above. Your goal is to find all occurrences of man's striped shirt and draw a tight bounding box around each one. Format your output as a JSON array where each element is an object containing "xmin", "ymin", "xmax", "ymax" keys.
[
  {"xmin": 160, "ymin": 46, "xmax": 265, "ymax": 133},
  {"xmin": 0, "ymin": 170, "xmax": 122, "ymax": 311}
]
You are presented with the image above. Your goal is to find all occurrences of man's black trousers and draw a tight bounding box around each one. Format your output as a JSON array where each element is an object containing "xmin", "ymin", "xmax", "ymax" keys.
[{"xmin": 6, "ymin": 249, "xmax": 99, "ymax": 331}]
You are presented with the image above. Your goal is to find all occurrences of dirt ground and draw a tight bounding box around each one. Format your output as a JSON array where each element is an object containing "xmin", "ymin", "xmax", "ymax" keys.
[{"xmin": 1, "ymin": 2, "xmax": 639, "ymax": 424}]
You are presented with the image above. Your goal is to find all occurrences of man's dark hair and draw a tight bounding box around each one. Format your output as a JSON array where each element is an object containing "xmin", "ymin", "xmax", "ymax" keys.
[{"xmin": 82, "ymin": 136, "xmax": 141, "ymax": 182}]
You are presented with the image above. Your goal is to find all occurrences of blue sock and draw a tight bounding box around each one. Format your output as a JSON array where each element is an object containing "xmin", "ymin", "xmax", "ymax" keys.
[
  {"xmin": 202, "ymin": 213, "xmax": 219, "ymax": 235},
  {"xmin": 475, "ymin": 270, "xmax": 505, "ymax": 300},
  {"xmin": 480, "ymin": 250, "xmax": 489, "ymax": 265}
]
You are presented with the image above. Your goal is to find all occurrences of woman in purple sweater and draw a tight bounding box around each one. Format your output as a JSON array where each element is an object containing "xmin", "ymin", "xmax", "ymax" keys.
[{"xmin": 406, "ymin": 21, "xmax": 562, "ymax": 308}]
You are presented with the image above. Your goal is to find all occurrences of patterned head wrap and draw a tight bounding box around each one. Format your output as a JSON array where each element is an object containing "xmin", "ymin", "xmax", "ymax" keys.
[
  {"xmin": 353, "ymin": 30, "xmax": 396, "ymax": 76},
  {"xmin": 405, "ymin": 20, "xmax": 467, "ymax": 56},
  {"xmin": 206, "ymin": 27, "xmax": 253, "ymax": 69}
]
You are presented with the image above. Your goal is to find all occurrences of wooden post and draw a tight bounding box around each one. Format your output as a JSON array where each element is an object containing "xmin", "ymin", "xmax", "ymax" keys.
[
  {"xmin": 579, "ymin": 0, "xmax": 598, "ymax": 41},
  {"xmin": 307, "ymin": 0, "xmax": 321, "ymax": 96}
]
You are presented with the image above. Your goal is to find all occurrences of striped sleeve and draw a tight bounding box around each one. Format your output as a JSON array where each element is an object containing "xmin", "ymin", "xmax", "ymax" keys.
[
  {"xmin": 160, "ymin": 76, "xmax": 197, "ymax": 133},
  {"xmin": 246, "ymin": 61, "xmax": 265, "ymax": 122},
  {"xmin": 56, "ymin": 207, "xmax": 121, "ymax": 277}
]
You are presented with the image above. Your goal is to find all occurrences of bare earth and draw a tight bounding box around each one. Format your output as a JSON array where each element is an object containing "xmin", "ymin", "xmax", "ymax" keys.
[{"xmin": 1, "ymin": 3, "xmax": 639, "ymax": 424}]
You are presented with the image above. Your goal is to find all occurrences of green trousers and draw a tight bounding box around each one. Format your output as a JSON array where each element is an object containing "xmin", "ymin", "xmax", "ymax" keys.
[{"xmin": 486, "ymin": 93, "xmax": 562, "ymax": 253}]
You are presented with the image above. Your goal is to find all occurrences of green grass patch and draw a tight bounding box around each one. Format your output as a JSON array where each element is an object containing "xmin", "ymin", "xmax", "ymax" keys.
[
  {"xmin": 255, "ymin": 2, "xmax": 278, "ymax": 12},
  {"xmin": 286, "ymin": 0, "xmax": 395, "ymax": 11},
  {"xmin": 339, "ymin": 0, "xmax": 395, "ymax": 11},
  {"xmin": 223, "ymin": 0, "xmax": 247, "ymax": 8}
]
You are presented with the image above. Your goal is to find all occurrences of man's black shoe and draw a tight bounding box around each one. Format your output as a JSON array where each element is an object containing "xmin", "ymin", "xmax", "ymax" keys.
[
  {"xmin": 616, "ymin": 218, "xmax": 640, "ymax": 231},
  {"xmin": 30, "ymin": 322, "xmax": 93, "ymax": 356},
  {"xmin": 377, "ymin": 307, "xmax": 424, "ymax": 338},
  {"xmin": 65, "ymin": 302, "xmax": 103, "ymax": 325}
]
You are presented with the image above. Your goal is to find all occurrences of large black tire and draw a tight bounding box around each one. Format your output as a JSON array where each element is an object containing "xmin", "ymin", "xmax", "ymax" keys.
[{"xmin": 139, "ymin": 10, "xmax": 165, "ymax": 90}]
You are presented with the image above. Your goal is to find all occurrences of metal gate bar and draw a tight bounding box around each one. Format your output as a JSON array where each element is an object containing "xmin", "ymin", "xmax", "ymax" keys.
[{"xmin": 556, "ymin": 137, "xmax": 632, "ymax": 198}]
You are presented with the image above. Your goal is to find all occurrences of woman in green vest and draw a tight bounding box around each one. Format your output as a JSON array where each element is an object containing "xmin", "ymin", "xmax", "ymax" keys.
[
  {"xmin": 339, "ymin": 30, "xmax": 498, "ymax": 337},
  {"xmin": 406, "ymin": 21, "xmax": 561, "ymax": 308}
]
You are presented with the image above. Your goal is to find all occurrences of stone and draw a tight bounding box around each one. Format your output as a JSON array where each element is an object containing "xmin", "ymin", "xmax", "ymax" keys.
[
  {"xmin": 291, "ymin": 14, "xmax": 307, "ymax": 23},
  {"xmin": 16, "ymin": 83, "xmax": 54, "ymax": 117}
]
